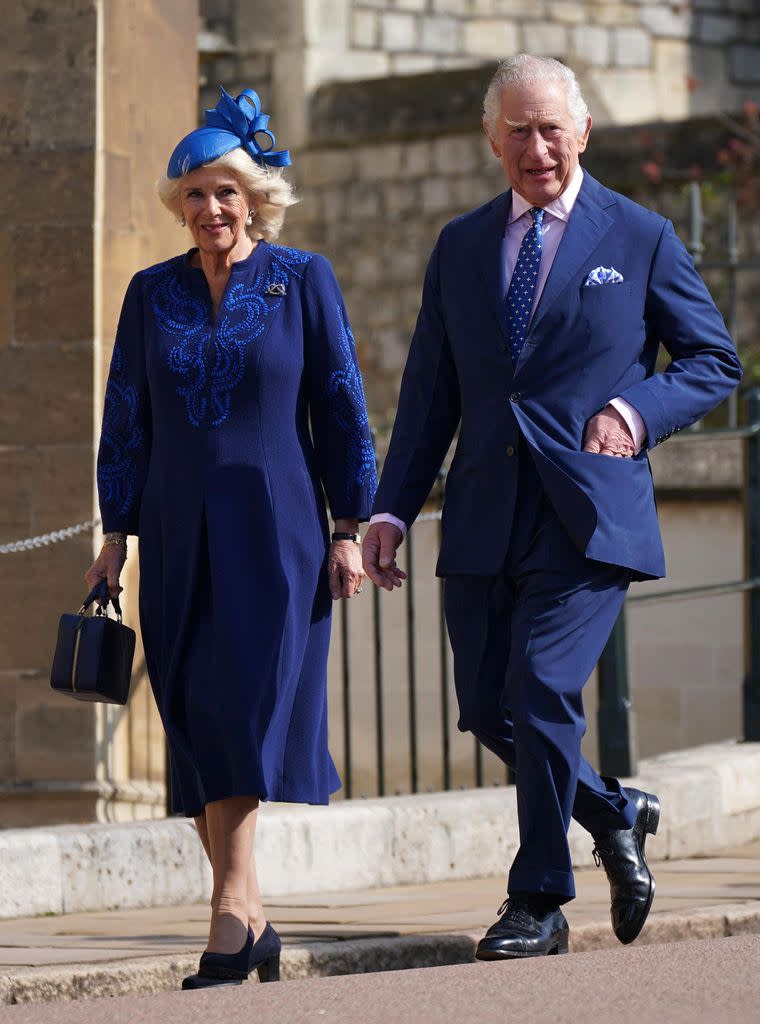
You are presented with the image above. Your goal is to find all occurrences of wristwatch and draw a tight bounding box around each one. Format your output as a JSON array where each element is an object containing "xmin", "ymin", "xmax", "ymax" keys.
[{"xmin": 331, "ymin": 531, "xmax": 360, "ymax": 544}]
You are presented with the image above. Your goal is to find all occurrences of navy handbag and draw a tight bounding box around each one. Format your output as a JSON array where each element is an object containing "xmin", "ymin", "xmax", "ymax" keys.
[{"xmin": 50, "ymin": 580, "xmax": 135, "ymax": 705}]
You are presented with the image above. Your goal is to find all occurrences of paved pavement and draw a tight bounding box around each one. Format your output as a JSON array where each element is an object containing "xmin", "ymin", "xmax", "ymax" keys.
[
  {"xmin": 0, "ymin": 841, "xmax": 758, "ymax": 1004},
  {"xmin": 1, "ymin": 935, "xmax": 759, "ymax": 1024}
]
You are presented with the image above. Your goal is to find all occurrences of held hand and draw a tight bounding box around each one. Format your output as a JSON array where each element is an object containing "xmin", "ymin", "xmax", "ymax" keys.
[
  {"xmin": 85, "ymin": 545, "xmax": 126, "ymax": 601},
  {"xmin": 583, "ymin": 404, "xmax": 635, "ymax": 458},
  {"xmin": 362, "ymin": 522, "xmax": 407, "ymax": 592},
  {"xmin": 328, "ymin": 540, "xmax": 366, "ymax": 600}
]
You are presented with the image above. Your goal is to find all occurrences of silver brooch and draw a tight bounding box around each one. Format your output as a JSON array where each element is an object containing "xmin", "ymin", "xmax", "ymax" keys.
[{"xmin": 264, "ymin": 282, "xmax": 287, "ymax": 296}]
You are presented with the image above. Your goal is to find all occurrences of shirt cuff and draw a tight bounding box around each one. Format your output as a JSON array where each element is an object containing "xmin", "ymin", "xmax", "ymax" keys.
[
  {"xmin": 369, "ymin": 513, "xmax": 408, "ymax": 537},
  {"xmin": 609, "ymin": 397, "xmax": 646, "ymax": 454}
]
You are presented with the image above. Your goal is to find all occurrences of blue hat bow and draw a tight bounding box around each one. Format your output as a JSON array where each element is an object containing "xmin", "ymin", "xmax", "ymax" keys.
[{"xmin": 167, "ymin": 87, "xmax": 291, "ymax": 178}]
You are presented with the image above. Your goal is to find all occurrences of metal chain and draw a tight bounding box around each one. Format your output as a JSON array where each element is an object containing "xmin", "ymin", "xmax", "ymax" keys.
[{"xmin": 0, "ymin": 518, "xmax": 101, "ymax": 554}]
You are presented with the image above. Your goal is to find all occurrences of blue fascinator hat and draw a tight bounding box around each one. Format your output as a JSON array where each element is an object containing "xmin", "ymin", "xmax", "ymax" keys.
[{"xmin": 166, "ymin": 87, "xmax": 292, "ymax": 178}]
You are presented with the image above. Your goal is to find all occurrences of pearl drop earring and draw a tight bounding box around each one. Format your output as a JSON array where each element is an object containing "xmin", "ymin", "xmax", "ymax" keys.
[
  {"xmin": 179, "ymin": 216, "xmax": 186, "ymax": 227},
  {"xmin": 247, "ymin": 211, "xmax": 254, "ymax": 225}
]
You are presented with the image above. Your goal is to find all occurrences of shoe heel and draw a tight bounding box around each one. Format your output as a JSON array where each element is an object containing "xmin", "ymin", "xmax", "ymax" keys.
[
  {"xmin": 551, "ymin": 931, "xmax": 570, "ymax": 955},
  {"xmin": 645, "ymin": 795, "xmax": 661, "ymax": 836},
  {"xmin": 256, "ymin": 954, "xmax": 280, "ymax": 983}
]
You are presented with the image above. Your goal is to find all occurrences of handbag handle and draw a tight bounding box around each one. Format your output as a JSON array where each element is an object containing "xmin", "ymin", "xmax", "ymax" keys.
[{"xmin": 79, "ymin": 579, "xmax": 124, "ymax": 620}]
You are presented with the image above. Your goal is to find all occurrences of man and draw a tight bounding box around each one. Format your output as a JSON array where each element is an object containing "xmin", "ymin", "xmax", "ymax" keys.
[{"xmin": 363, "ymin": 55, "xmax": 741, "ymax": 959}]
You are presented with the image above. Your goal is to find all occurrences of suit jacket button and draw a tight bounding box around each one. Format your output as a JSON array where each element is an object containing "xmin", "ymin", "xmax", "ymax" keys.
[
  {"xmin": 510, "ymin": 392, "xmax": 521, "ymax": 402},
  {"xmin": 507, "ymin": 445, "xmax": 515, "ymax": 456}
]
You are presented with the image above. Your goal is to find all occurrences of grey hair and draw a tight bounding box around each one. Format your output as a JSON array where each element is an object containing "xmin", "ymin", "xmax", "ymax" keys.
[
  {"xmin": 156, "ymin": 147, "xmax": 298, "ymax": 242},
  {"xmin": 483, "ymin": 54, "xmax": 590, "ymax": 138}
]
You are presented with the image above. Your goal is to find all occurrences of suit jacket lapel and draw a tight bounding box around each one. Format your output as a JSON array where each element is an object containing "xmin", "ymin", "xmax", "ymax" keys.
[
  {"xmin": 526, "ymin": 174, "xmax": 616, "ymax": 341},
  {"xmin": 474, "ymin": 191, "xmax": 511, "ymax": 345}
]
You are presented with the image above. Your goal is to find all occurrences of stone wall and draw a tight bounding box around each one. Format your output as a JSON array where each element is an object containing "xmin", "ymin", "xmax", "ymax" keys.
[
  {"xmin": 0, "ymin": 0, "xmax": 198, "ymax": 827},
  {"xmin": 200, "ymin": 0, "xmax": 760, "ymax": 148}
]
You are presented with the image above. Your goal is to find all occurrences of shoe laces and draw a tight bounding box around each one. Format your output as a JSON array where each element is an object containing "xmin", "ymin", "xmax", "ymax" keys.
[
  {"xmin": 497, "ymin": 898, "xmax": 535, "ymax": 929},
  {"xmin": 592, "ymin": 842, "xmax": 614, "ymax": 868}
]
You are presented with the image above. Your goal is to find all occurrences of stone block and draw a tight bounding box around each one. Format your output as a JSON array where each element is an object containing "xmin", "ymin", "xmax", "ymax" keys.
[
  {"xmin": 382, "ymin": 181, "xmax": 420, "ymax": 217},
  {"xmin": 12, "ymin": 664, "xmax": 96, "ymax": 781},
  {"xmin": 234, "ymin": 0, "xmax": 303, "ymax": 51},
  {"xmin": 639, "ymin": 4, "xmax": 693, "ymax": 38},
  {"xmin": 104, "ymin": 152, "xmax": 133, "ymax": 232},
  {"xmin": 549, "ymin": 2, "xmax": 586, "ymax": 23},
  {"xmin": 297, "ymin": 148, "xmax": 358, "ymax": 187},
  {"xmin": 613, "ymin": 27, "xmax": 652, "ymax": 67},
  {"xmin": 357, "ymin": 143, "xmax": 404, "ymax": 181},
  {"xmin": 432, "ymin": 0, "xmax": 470, "ymax": 14},
  {"xmin": 396, "ymin": 0, "xmax": 427, "ymax": 10},
  {"xmin": 520, "ymin": 21, "xmax": 568, "ymax": 56},
  {"xmin": 0, "ymin": 447, "xmax": 33, "ymax": 538},
  {"xmin": 312, "ymin": 48, "xmax": 391, "ymax": 83},
  {"xmin": 421, "ymin": 177, "xmax": 454, "ymax": 213},
  {"xmin": 402, "ymin": 140, "xmax": 433, "ymax": 177},
  {"xmin": 463, "ymin": 19, "xmax": 520, "ymax": 58},
  {"xmin": 432, "ymin": 134, "xmax": 480, "ymax": 175},
  {"xmin": 0, "ymin": 830, "xmax": 63, "ymax": 917},
  {"xmin": 0, "ymin": 71, "xmax": 30, "ymax": 152},
  {"xmin": 698, "ymin": 13, "xmax": 740, "ymax": 45},
  {"xmin": 30, "ymin": 444, "xmax": 93, "ymax": 534},
  {"xmin": 0, "ymin": 230, "xmax": 10, "ymax": 349},
  {"xmin": 12, "ymin": 225, "xmax": 93, "ymax": 343},
  {"xmin": 346, "ymin": 185, "xmax": 382, "ymax": 220},
  {"xmin": 381, "ymin": 11, "xmax": 418, "ymax": 51},
  {"xmin": 419, "ymin": 15, "xmax": 461, "ymax": 54},
  {"xmin": 587, "ymin": 2, "xmax": 638, "ymax": 26},
  {"xmin": 572, "ymin": 25, "xmax": 611, "ymax": 66},
  {"xmin": 0, "ymin": 671, "xmax": 16, "ymax": 778},
  {"xmin": 27, "ymin": 71, "xmax": 96, "ymax": 151},
  {"xmin": 654, "ymin": 39, "xmax": 691, "ymax": 119},
  {"xmin": 690, "ymin": 44, "xmax": 740, "ymax": 115},
  {"xmin": 493, "ymin": 0, "xmax": 549, "ymax": 16},
  {"xmin": 56, "ymin": 820, "xmax": 207, "ymax": 913},
  {"xmin": 0, "ymin": 342, "xmax": 93, "ymax": 448},
  {"xmin": 586, "ymin": 67, "xmax": 659, "ymax": 123},
  {"xmin": 351, "ymin": 9, "xmax": 378, "ymax": 48},
  {"xmin": 304, "ymin": 0, "xmax": 350, "ymax": 50},
  {"xmin": 0, "ymin": 151, "xmax": 94, "ymax": 226},
  {"xmin": 390, "ymin": 54, "xmax": 438, "ymax": 74},
  {"xmin": 257, "ymin": 802, "xmax": 396, "ymax": 894},
  {"xmin": 730, "ymin": 44, "xmax": 760, "ymax": 83}
]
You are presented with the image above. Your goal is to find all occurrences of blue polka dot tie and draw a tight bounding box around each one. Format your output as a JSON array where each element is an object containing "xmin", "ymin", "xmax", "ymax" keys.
[{"xmin": 506, "ymin": 207, "xmax": 545, "ymax": 364}]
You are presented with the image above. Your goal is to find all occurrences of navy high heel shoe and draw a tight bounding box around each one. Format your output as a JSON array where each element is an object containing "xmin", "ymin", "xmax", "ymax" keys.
[
  {"xmin": 182, "ymin": 923, "xmax": 282, "ymax": 990},
  {"xmin": 248, "ymin": 922, "xmax": 281, "ymax": 982}
]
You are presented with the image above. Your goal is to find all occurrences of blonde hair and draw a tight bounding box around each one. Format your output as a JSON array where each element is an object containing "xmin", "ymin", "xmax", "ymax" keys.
[
  {"xmin": 483, "ymin": 54, "xmax": 590, "ymax": 139},
  {"xmin": 156, "ymin": 147, "xmax": 297, "ymax": 242}
]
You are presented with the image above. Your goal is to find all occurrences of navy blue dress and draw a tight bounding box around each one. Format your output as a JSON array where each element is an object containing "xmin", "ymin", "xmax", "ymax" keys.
[{"xmin": 96, "ymin": 243, "xmax": 377, "ymax": 816}]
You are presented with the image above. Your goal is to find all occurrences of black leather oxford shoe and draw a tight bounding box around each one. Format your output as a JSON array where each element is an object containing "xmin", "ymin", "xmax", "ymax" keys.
[
  {"xmin": 591, "ymin": 788, "xmax": 660, "ymax": 945},
  {"xmin": 475, "ymin": 899, "xmax": 569, "ymax": 960}
]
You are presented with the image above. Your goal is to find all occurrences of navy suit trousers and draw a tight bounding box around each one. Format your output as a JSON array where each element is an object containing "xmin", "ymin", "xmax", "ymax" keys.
[{"xmin": 444, "ymin": 443, "xmax": 638, "ymax": 902}]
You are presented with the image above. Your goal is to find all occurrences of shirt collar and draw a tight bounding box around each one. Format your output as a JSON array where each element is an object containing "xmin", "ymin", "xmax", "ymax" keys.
[{"xmin": 508, "ymin": 165, "xmax": 584, "ymax": 225}]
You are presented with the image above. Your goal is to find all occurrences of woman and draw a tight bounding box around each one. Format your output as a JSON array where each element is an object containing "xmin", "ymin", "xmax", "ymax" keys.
[{"xmin": 86, "ymin": 88, "xmax": 376, "ymax": 989}]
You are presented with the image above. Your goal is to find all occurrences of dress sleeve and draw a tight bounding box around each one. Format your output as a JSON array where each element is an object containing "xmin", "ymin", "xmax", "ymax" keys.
[
  {"xmin": 96, "ymin": 274, "xmax": 152, "ymax": 535},
  {"xmin": 303, "ymin": 255, "xmax": 377, "ymax": 521}
]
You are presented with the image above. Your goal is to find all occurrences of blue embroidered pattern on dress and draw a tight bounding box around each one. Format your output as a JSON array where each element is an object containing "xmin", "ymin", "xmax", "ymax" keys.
[
  {"xmin": 97, "ymin": 341, "xmax": 145, "ymax": 518},
  {"xmin": 327, "ymin": 305, "xmax": 377, "ymax": 504},
  {"xmin": 151, "ymin": 246, "xmax": 312, "ymax": 428}
]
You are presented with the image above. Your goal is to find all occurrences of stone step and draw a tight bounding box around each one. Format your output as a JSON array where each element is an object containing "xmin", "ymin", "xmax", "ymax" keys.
[{"xmin": 2, "ymin": 740, "xmax": 760, "ymax": 921}]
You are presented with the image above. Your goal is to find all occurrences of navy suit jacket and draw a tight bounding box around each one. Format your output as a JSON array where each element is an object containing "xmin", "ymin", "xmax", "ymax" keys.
[{"xmin": 373, "ymin": 172, "xmax": 742, "ymax": 579}]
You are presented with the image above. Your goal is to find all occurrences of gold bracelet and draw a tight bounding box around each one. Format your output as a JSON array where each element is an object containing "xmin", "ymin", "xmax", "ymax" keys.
[{"xmin": 103, "ymin": 532, "xmax": 127, "ymax": 554}]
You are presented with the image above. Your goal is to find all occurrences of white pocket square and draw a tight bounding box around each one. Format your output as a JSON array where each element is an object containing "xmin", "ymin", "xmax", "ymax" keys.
[{"xmin": 584, "ymin": 266, "xmax": 624, "ymax": 287}]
